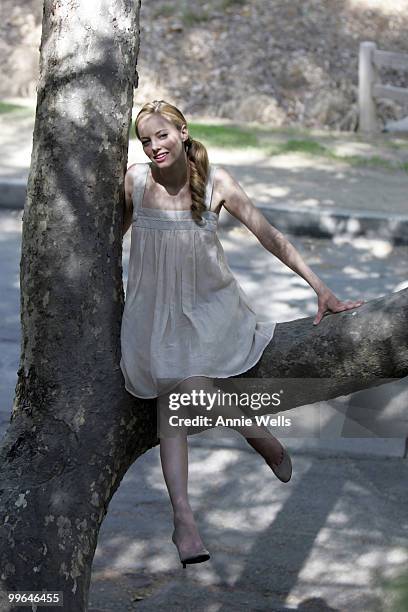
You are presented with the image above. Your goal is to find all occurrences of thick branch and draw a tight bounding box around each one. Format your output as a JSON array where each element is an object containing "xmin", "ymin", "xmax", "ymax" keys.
[{"xmin": 232, "ymin": 287, "xmax": 408, "ymax": 412}]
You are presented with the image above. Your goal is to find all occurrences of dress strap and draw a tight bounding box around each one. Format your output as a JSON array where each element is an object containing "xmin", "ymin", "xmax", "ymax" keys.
[
  {"xmin": 132, "ymin": 163, "xmax": 216, "ymax": 217},
  {"xmin": 204, "ymin": 164, "xmax": 216, "ymax": 211},
  {"xmin": 131, "ymin": 163, "xmax": 150, "ymax": 221}
]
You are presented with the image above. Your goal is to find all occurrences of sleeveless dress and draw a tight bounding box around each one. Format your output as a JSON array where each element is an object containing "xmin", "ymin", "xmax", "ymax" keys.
[{"xmin": 119, "ymin": 162, "xmax": 276, "ymax": 399}]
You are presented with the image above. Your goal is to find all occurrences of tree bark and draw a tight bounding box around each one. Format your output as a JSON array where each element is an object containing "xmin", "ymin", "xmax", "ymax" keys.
[
  {"xmin": 0, "ymin": 1, "xmax": 407, "ymax": 609},
  {"xmin": 232, "ymin": 287, "xmax": 408, "ymax": 414},
  {"xmin": 0, "ymin": 1, "xmax": 149, "ymax": 610}
]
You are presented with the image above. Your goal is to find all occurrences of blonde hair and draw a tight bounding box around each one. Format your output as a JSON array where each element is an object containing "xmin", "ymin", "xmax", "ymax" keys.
[{"xmin": 135, "ymin": 100, "xmax": 209, "ymax": 224}]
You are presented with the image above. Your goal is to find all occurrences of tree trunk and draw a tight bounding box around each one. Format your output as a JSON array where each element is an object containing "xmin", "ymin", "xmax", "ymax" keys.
[
  {"xmin": 0, "ymin": 1, "xmax": 149, "ymax": 610},
  {"xmin": 0, "ymin": 0, "xmax": 407, "ymax": 609}
]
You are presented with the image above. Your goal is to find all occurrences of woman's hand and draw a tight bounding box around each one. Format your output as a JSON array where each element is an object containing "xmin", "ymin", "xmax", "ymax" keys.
[{"xmin": 313, "ymin": 289, "xmax": 365, "ymax": 326}]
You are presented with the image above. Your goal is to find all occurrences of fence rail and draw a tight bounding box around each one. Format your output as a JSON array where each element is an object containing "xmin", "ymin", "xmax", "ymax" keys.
[{"xmin": 358, "ymin": 41, "xmax": 408, "ymax": 133}]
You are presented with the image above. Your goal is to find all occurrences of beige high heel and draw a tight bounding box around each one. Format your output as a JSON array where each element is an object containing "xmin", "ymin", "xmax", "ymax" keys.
[
  {"xmin": 171, "ymin": 529, "xmax": 211, "ymax": 568},
  {"xmin": 270, "ymin": 444, "xmax": 292, "ymax": 483}
]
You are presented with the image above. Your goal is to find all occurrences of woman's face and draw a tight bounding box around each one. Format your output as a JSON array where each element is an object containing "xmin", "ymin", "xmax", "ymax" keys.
[{"xmin": 138, "ymin": 114, "xmax": 188, "ymax": 168}]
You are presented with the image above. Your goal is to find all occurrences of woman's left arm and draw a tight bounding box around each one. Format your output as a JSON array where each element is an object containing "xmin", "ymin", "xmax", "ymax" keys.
[{"xmin": 217, "ymin": 167, "xmax": 365, "ymax": 325}]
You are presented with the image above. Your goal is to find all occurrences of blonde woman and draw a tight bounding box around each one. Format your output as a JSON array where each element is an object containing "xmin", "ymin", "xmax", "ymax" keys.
[{"xmin": 120, "ymin": 100, "xmax": 364, "ymax": 568}]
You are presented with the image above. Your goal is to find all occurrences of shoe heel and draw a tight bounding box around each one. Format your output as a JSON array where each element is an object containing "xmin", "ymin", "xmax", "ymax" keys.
[{"xmin": 172, "ymin": 529, "xmax": 211, "ymax": 568}]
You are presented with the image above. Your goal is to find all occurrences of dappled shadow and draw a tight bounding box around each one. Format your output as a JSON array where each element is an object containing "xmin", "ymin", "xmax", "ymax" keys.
[
  {"xmin": 90, "ymin": 436, "xmax": 408, "ymax": 610},
  {"xmin": 215, "ymin": 158, "xmax": 408, "ymax": 218}
]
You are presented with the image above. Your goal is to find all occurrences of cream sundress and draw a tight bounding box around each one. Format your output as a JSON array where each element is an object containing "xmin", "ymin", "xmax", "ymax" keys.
[{"xmin": 119, "ymin": 162, "xmax": 276, "ymax": 399}]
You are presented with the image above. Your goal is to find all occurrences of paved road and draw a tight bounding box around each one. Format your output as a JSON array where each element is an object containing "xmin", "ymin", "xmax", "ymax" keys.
[{"xmin": 89, "ymin": 443, "xmax": 408, "ymax": 612}]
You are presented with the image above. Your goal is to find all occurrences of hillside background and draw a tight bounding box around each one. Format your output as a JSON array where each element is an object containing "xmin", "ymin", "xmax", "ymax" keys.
[{"xmin": 1, "ymin": 0, "xmax": 408, "ymax": 129}]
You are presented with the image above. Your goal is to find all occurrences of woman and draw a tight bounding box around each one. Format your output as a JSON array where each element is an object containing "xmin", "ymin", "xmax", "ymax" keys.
[{"xmin": 120, "ymin": 100, "xmax": 364, "ymax": 568}]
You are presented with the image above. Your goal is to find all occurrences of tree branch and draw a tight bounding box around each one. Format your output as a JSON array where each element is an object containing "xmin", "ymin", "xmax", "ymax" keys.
[{"xmin": 231, "ymin": 287, "xmax": 408, "ymax": 412}]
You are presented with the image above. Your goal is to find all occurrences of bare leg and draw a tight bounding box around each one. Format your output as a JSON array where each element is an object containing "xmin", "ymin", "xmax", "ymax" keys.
[
  {"xmin": 159, "ymin": 416, "xmax": 208, "ymax": 559},
  {"xmin": 216, "ymin": 409, "xmax": 285, "ymax": 467},
  {"xmin": 176, "ymin": 376, "xmax": 286, "ymax": 466},
  {"xmin": 158, "ymin": 375, "xmax": 286, "ymax": 561}
]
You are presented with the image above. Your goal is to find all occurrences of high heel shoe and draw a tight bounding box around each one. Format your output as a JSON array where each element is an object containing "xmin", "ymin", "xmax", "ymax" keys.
[
  {"xmin": 270, "ymin": 444, "xmax": 292, "ymax": 483},
  {"xmin": 172, "ymin": 530, "xmax": 211, "ymax": 568}
]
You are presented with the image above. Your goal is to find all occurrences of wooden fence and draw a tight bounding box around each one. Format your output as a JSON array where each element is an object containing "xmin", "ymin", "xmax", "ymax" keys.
[{"xmin": 358, "ymin": 41, "xmax": 408, "ymax": 132}]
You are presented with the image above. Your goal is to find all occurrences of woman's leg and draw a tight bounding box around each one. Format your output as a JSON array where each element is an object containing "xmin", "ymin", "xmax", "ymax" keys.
[
  {"xmin": 179, "ymin": 376, "xmax": 286, "ymax": 467},
  {"xmin": 158, "ymin": 374, "xmax": 286, "ymax": 560},
  {"xmin": 159, "ymin": 390, "xmax": 208, "ymax": 558}
]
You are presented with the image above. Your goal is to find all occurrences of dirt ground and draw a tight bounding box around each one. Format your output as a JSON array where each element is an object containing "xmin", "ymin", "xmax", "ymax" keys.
[{"xmin": 3, "ymin": 0, "xmax": 408, "ymax": 130}]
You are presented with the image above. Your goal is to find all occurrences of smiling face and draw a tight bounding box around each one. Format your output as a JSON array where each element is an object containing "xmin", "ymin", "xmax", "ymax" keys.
[{"xmin": 137, "ymin": 113, "xmax": 189, "ymax": 168}]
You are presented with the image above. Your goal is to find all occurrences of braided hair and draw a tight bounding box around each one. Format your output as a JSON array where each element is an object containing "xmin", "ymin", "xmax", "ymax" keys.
[{"xmin": 135, "ymin": 100, "xmax": 209, "ymax": 224}]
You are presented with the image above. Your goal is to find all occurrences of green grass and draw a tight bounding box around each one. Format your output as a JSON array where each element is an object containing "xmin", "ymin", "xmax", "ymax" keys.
[
  {"xmin": 269, "ymin": 139, "xmax": 328, "ymax": 156},
  {"xmin": 0, "ymin": 101, "xmax": 27, "ymax": 114},
  {"xmin": 130, "ymin": 122, "xmax": 258, "ymax": 148},
  {"xmin": 339, "ymin": 154, "xmax": 408, "ymax": 171},
  {"xmin": 188, "ymin": 123, "xmax": 258, "ymax": 148},
  {"xmin": 383, "ymin": 571, "xmax": 408, "ymax": 612},
  {"xmin": 266, "ymin": 137, "xmax": 408, "ymax": 172},
  {"xmin": 383, "ymin": 139, "xmax": 408, "ymax": 151},
  {"xmin": 130, "ymin": 121, "xmax": 408, "ymax": 171}
]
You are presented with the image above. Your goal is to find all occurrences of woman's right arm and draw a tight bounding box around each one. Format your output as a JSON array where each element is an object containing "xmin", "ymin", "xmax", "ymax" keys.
[
  {"xmin": 216, "ymin": 166, "xmax": 364, "ymax": 324},
  {"xmin": 122, "ymin": 165, "xmax": 136, "ymax": 238}
]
